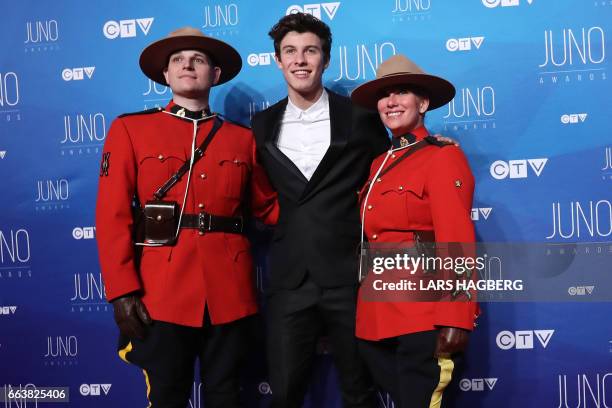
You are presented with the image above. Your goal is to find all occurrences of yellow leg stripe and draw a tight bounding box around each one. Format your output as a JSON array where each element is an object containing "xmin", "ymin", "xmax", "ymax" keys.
[
  {"xmin": 143, "ymin": 369, "xmax": 152, "ymax": 408},
  {"xmin": 429, "ymin": 356, "xmax": 455, "ymax": 408},
  {"xmin": 118, "ymin": 341, "xmax": 133, "ymax": 364}
]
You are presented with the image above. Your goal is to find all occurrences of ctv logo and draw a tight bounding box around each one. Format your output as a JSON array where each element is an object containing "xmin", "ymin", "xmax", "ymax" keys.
[
  {"xmin": 258, "ymin": 382, "xmax": 272, "ymax": 395},
  {"xmin": 482, "ymin": 0, "xmax": 533, "ymax": 8},
  {"xmin": 471, "ymin": 208, "xmax": 492, "ymax": 221},
  {"xmin": 446, "ymin": 37, "xmax": 484, "ymax": 52},
  {"xmin": 0, "ymin": 306, "xmax": 17, "ymax": 315},
  {"xmin": 286, "ymin": 3, "xmax": 340, "ymax": 20},
  {"xmin": 0, "ymin": 151, "xmax": 6, "ymax": 159},
  {"xmin": 62, "ymin": 67, "xmax": 95, "ymax": 81},
  {"xmin": 247, "ymin": 53, "xmax": 276, "ymax": 67},
  {"xmin": 568, "ymin": 286, "xmax": 594, "ymax": 296},
  {"xmin": 459, "ymin": 378, "xmax": 498, "ymax": 391},
  {"xmin": 72, "ymin": 227, "xmax": 96, "ymax": 240},
  {"xmin": 249, "ymin": 100, "xmax": 272, "ymax": 121},
  {"xmin": 496, "ymin": 330, "xmax": 554, "ymax": 350},
  {"xmin": 561, "ymin": 113, "xmax": 588, "ymax": 124},
  {"xmin": 103, "ymin": 18, "xmax": 154, "ymax": 39},
  {"xmin": 490, "ymin": 158, "xmax": 548, "ymax": 180},
  {"xmin": 80, "ymin": 384, "xmax": 112, "ymax": 396}
]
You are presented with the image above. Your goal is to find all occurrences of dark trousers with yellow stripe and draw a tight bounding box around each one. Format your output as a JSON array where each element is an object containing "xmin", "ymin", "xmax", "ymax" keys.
[
  {"xmin": 358, "ymin": 330, "xmax": 462, "ymax": 408},
  {"xmin": 118, "ymin": 313, "xmax": 251, "ymax": 408}
]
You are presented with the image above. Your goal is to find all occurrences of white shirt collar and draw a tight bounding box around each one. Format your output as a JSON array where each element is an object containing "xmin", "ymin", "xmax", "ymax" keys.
[{"xmin": 286, "ymin": 89, "xmax": 329, "ymax": 120}]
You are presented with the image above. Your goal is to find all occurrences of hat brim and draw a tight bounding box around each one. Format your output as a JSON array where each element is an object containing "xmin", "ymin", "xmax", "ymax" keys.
[
  {"xmin": 351, "ymin": 73, "xmax": 455, "ymax": 111},
  {"xmin": 139, "ymin": 35, "xmax": 242, "ymax": 86}
]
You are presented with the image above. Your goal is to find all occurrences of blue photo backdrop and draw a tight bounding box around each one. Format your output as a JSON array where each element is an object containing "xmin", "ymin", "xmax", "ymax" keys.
[{"xmin": 1, "ymin": 1, "xmax": 610, "ymax": 407}]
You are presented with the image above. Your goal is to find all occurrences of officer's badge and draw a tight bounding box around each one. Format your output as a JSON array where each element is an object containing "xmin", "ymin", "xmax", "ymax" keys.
[
  {"xmin": 100, "ymin": 152, "xmax": 111, "ymax": 177},
  {"xmin": 400, "ymin": 136, "xmax": 409, "ymax": 147},
  {"xmin": 455, "ymin": 179, "xmax": 462, "ymax": 187},
  {"xmin": 177, "ymin": 108, "xmax": 186, "ymax": 117}
]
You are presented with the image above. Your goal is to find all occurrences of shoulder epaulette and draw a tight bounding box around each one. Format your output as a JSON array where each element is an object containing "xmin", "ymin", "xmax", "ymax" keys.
[
  {"xmin": 217, "ymin": 114, "xmax": 251, "ymax": 130},
  {"xmin": 425, "ymin": 135, "xmax": 453, "ymax": 147},
  {"xmin": 118, "ymin": 107, "xmax": 163, "ymax": 118}
]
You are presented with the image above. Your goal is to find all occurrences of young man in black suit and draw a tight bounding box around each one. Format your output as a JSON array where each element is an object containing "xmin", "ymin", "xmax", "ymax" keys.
[{"xmin": 251, "ymin": 13, "xmax": 389, "ymax": 407}]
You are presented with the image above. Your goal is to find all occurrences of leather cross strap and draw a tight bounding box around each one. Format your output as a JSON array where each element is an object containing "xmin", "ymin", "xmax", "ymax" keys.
[
  {"xmin": 378, "ymin": 140, "xmax": 428, "ymax": 179},
  {"xmin": 363, "ymin": 140, "xmax": 429, "ymax": 189},
  {"xmin": 153, "ymin": 116, "xmax": 223, "ymax": 200}
]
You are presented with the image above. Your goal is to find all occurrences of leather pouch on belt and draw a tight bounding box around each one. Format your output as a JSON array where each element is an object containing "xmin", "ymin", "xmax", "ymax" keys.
[{"xmin": 143, "ymin": 200, "xmax": 179, "ymax": 245}]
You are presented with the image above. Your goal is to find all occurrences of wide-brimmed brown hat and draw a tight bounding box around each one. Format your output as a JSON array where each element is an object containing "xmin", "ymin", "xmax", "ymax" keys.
[
  {"xmin": 351, "ymin": 54, "xmax": 455, "ymax": 111},
  {"xmin": 139, "ymin": 27, "xmax": 242, "ymax": 86}
]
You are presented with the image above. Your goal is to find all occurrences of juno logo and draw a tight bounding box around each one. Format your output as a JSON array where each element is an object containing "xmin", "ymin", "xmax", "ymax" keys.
[
  {"xmin": 203, "ymin": 4, "xmax": 239, "ymax": 28},
  {"xmin": 557, "ymin": 373, "xmax": 612, "ymax": 407},
  {"xmin": 0, "ymin": 228, "xmax": 31, "ymax": 265},
  {"xmin": 25, "ymin": 20, "xmax": 59, "ymax": 44},
  {"xmin": 546, "ymin": 200, "xmax": 612, "ymax": 240},
  {"xmin": 0, "ymin": 71, "xmax": 20, "ymax": 107}
]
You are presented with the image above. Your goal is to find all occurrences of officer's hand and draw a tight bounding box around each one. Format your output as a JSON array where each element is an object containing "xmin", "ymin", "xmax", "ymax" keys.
[
  {"xmin": 435, "ymin": 327, "xmax": 469, "ymax": 357},
  {"xmin": 112, "ymin": 295, "xmax": 152, "ymax": 340},
  {"xmin": 431, "ymin": 133, "xmax": 460, "ymax": 146}
]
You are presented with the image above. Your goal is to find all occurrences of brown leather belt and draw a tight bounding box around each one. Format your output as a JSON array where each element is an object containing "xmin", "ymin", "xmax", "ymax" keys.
[{"xmin": 180, "ymin": 212, "xmax": 243, "ymax": 234}]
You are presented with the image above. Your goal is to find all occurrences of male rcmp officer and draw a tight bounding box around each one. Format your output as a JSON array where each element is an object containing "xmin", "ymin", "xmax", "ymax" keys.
[
  {"xmin": 251, "ymin": 13, "xmax": 389, "ymax": 407},
  {"xmin": 96, "ymin": 27, "xmax": 278, "ymax": 407}
]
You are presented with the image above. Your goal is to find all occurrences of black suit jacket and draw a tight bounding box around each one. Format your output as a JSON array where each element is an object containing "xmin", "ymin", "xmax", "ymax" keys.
[{"xmin": 252, "ymin": 90, "xmax": 389, "ymax": 290}]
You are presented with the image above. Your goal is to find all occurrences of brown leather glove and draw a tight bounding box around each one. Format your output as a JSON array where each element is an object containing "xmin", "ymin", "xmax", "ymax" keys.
[
  {"xmin": 435, "ymin": 327, "xmax": 470, "ymax": 357},
  {"xmin": 112, "ymin": 295, "xmax": 152, "ymax": 340}
]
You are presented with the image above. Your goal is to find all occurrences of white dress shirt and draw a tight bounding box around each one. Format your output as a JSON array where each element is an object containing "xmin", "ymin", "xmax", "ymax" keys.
[{"xmin": 277, "ymin": 90, "xmax": 331, "ymax": 180}]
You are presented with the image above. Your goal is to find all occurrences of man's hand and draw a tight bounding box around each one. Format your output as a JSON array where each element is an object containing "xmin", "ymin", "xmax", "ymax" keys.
[
  {"xmin": 432, "ymin": 134, "xmax": 460, "ymax": 146},
  {"xmin": 112, "ymin": 295, "xmax": 153, "ymax": 340},
  {"xmin": 435, "ymin": 327, "xmax": 469, "ymax": 357}
]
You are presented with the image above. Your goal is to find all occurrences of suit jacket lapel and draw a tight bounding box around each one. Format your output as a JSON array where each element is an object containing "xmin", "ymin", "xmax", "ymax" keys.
[
  {"xmin": 299, "ymin": 90, "xmax": 350, "ymax": 201},
  {"xmin": 263, "ymin": 98, "xmax": 309, "ymax": 184}
]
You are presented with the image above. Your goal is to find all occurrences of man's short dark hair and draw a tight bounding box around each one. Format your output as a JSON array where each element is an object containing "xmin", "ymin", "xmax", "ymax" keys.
[{"xmin": 268, "ymin": 12, "xmax": 332, "ymax": 63}]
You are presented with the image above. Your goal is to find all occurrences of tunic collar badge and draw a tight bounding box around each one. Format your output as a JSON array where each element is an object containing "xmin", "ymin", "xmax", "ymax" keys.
[
  {"xmin": 170, "ymin": 104, "xmax": 212, "ymax": 120},
  {"xmin": 392, "ymin": 133, "xmax": 417, "ymax": 149}
]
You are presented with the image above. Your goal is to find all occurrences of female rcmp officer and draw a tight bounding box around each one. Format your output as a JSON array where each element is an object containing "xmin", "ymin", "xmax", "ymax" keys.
[{"xmin": 351, "ymin": 55, "xmax": 479, "ymax": 408}]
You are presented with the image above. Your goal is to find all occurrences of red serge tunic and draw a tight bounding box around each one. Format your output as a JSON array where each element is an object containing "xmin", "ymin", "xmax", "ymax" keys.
[
  {"xmin": 356, "ymin": 126, "xmax": 479, "ymax": 341},
  {"xmin": 96, "ymin": 102, "xmax": 278, "ymax": 327}
]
